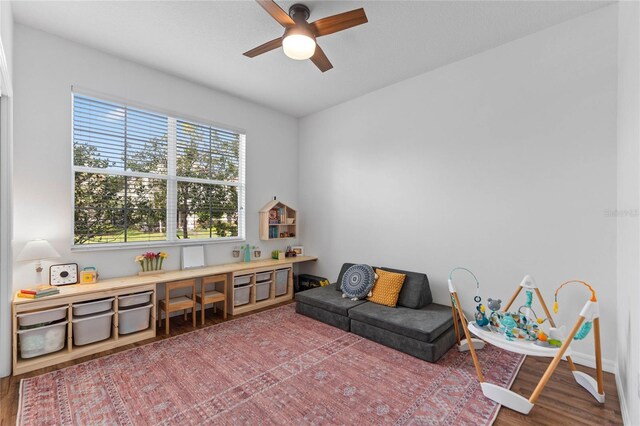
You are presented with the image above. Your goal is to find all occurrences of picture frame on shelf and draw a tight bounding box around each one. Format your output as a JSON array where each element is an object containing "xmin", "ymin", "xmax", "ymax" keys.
[
  {"xmin": 292, "ymin": 246, "xmax": 304, "ymax": 256},
  {"xmin": 181, "ymin": 245, "xmax": 205, "ymax": 270}
]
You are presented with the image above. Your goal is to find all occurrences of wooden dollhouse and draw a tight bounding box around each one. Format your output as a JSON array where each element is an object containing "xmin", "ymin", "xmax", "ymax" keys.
[{"xmin": 259, "ymin": 199, "xmax": 297, "ymax": 241}]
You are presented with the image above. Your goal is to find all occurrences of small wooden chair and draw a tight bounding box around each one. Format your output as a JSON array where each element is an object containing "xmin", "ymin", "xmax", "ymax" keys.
[
  {"xmin": 195, "ymin": 274, "xmax": 227, "ymax": 325},
  {"xmin": 158, "ymin": 279, "xmax": 196, "ymax": 335}
]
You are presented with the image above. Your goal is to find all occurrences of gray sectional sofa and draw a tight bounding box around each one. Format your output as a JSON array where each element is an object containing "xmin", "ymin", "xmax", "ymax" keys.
[{"xmin": 295, "ymin": 263, "xmax": 457, "ymax": 362}]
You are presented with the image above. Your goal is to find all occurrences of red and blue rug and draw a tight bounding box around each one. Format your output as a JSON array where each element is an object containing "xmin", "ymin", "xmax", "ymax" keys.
[{"xmin": 18, "ymin": 304, "xmax": 524, "ymax": 425}]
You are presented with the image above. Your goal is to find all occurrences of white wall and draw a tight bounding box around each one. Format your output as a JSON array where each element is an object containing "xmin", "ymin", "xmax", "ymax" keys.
[
  {"xmin": 8, "ymin": 23, "xmax": 300, "ymax": 370},
  {"xmin": 0, "ymin": 0, "xmax": 12, "ymax": 85},
  {"xmin": 0, "ymin": 0, "xmax": 14, "ymax": 378},
  {"xmin": 298, "ymin": 6, "xmax": 618, "ymax": 368},
  {"xmin": 616, "ymin": 1, "xmax": 640, "ymax": 423}
]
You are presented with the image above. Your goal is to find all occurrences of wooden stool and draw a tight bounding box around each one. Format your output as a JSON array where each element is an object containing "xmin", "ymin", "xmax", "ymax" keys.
[
  {"xmin": 158, "ymin": 279, "xmax": 196, "ymax": 335},
  {"xmin": 195, "ymin": 274, "xmax": 227, "ymax": 325}
]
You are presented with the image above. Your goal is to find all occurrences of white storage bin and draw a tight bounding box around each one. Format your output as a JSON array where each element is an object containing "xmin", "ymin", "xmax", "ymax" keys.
[
  {"xmin": 73, "ymin": 297, "xmax": 114, "ymax": 317},
  {"xmin": 234, "ymin": 284, "xmax": 251, "ymax": 306},
  {"xmin": 18, "ymin": 320, "xmax": 67, "ymax": 359},
  {"xmin": 118, "ymin": 291, "xmax": 153, "ymax": 309},
  {"xmin": 275, "ymin": 268, "xmax": 290, "ymax": 296},
  {"xmin": 256, "ymin": 281, "xmax": 271, "ymax": 301},
  {"xmin": 256, "ymin": 272, "xmax": 272, "ymax": 282},
  {"xmin": 72, "ymin": 310, "xmax": 114, "ymax": 346},
  {"xmin": 234, "ymin": 275, "xmax": 252, "ymax": 286},
  {"xmin": 18, "ymin": 306, "xmax": 67, "ymax": 328},
  {"xmin": 119, "ymin": 303, "xmax": 152, "ymax": 335}
]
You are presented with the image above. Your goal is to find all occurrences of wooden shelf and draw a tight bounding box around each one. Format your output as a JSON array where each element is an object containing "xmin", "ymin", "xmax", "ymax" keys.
[
  {"xmin": 228, "ymin": 264, "xmax": 294, "ymax": 316},
  {"xmin": 12, "ymin": 256, "xmax": 317, "ymax": 375},
  {"xmin": 260, "ymin": 199, "xmax": 297, "ymax": 241},
  {"xmin": 12, "ymin": 256, "xmax": 317, "ymax": 307},
  {"xmin": 13, "ymin": 288, "xmax": 156, "ymax": 376}
]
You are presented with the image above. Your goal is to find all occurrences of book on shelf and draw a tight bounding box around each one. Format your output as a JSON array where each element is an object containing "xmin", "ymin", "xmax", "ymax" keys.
[
  {"xmin": 19, "ymin": 284, "xmax": 60, "ymax": 295},
  {"xmin": 18, "ymin": 291, "xmax": 59, "ymax": 299},
  {"xmin": 18, "ymin": 284, "xmax": 60, "ymax": 299},
  {"xmin": 269, "ymin": 226, "xmax": 279, "ymax": 239}
]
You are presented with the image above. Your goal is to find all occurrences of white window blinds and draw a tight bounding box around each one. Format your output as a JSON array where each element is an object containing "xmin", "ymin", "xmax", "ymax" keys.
[{"xmin": 72, "ymin": 93, "xmax": 245, "ymax": 246}]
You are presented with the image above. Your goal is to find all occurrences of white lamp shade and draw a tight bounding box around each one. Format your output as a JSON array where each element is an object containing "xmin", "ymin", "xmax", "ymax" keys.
[
  {"xmin": 17, "ymin": 240, "xmax": 60, "ymax": 262},
  {"xmin": 282, "ymin": 34, "xmax": 316, "ymax": 60}
]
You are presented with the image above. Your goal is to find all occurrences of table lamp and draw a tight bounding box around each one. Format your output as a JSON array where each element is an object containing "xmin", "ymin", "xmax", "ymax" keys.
[{"xmin": 17, "ymin": 239, "xmax": 60, "ymax": 273}]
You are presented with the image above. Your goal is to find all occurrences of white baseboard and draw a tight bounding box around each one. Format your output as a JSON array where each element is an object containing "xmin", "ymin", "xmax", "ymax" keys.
[
  {"xmin": 569, "ymin": 350, "xmax": 616, "ymax": 373},
  {"xmin": 615, "ymin": 365, "xmax": 630, "ymax": 425}
]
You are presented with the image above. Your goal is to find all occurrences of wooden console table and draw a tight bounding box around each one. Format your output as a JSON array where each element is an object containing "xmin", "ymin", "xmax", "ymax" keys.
[{"xmin": 12, "ymin": 256, "xmax": 317, "ymax": 375}]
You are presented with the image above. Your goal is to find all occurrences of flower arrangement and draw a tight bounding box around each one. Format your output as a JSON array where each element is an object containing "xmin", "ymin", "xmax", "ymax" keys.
[{"xmin": 136, "ymin": 252, "xmax": 168, "ymax": 272}]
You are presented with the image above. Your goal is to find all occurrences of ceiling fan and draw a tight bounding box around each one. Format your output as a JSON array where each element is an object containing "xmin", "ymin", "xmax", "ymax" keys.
[{"xmin": 243, "ymin": 0, "xmax": 368, "ymax": 72}]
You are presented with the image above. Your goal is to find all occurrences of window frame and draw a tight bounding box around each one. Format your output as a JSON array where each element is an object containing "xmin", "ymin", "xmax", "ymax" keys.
[{"xmin": 70, "ymin": 88, "xmax": 246, "ymax": 251}]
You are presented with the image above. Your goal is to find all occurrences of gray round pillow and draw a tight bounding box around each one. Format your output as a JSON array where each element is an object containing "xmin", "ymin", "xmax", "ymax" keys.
[{"xmin": 341, "ymin": 264, "xmax": 376, "ymax": 300}]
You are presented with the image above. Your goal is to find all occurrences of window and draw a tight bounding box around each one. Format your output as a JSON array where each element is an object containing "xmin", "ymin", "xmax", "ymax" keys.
[{"xmin": 72, "ymin": 93, "xmax": 245, "ymax": 246}]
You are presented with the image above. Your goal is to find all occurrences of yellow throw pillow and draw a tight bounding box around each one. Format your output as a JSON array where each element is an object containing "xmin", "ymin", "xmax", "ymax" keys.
[{"xmin": 367, "ymin": 269, "xmax": 406, "ymax": 307}]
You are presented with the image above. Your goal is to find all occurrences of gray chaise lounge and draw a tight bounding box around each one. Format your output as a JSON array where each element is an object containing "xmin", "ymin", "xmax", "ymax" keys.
[{"xmin": 295, "ymin": 263, "xmax": 457, "ymax": 362}]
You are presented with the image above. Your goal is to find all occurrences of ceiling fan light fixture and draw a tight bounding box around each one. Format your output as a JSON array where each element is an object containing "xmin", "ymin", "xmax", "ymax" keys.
[
  {"xmin": 283, "ymin": 34, "xmax": 316, "ymax": 60},
  {"xmin": 244, "ymin": 1, "xmax": 368, "ymax": 72},
  {"xmin": 282, "ymin": 27, "xmax": 316, "ymax": 60}
]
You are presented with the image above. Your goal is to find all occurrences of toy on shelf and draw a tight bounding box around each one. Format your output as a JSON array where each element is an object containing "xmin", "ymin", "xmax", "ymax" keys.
[
  {"xmin": 448, "ymin": 270, "xmax": 605, "ymax": 415},
  {"xmin": 80, "ymin": 267, "xmax": 98, "ymax": 284}
]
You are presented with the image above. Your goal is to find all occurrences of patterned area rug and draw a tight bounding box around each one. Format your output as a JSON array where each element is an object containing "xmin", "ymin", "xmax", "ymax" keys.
[{"xmin": 18, "ymin": 304, "xmax": 524, "ymax": 425}]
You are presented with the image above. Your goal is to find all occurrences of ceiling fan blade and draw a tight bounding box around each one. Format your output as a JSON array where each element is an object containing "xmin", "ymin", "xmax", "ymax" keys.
[
  {"xmin": 310, "ymin": 44, "xmax": 333, "ymax": 72},
  {"xmin": 310, "ymin": 8, "xmax": 368, "ymax": 37},
  {"xmin": 256, "ymin": 0, "xmax": 295, "ymax": 27},
  {"xmin": 243, "ymin": 37, "xmax": 283, "ymax": 58}
]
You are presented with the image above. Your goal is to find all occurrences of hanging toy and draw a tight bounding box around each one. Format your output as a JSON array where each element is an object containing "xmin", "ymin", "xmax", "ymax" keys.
[
  {"xmin": 468, "ymin": 270, "xmax": 489, "ymax": 327},
  {"xmin": 516, "ymin": 290, "xmax": 546, "ymax": 339},
  {"xmin": 519, "ymin": 290, "xmax": 545, "ymax": 324},
  {"xmin": 475, "ymin": 303, "xmax": 489, "ymax": 327},
  {"xmin": 448, "ymin": 267, "xmax": 490, "ymax": 328},
  {"xmin": 553, "ymin": 280, "xmax": 597, "ymax": 342}
]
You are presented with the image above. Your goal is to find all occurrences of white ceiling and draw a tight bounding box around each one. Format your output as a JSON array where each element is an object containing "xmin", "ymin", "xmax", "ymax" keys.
[{"xmin": 12, "ymin": 0, "xmax": 611, "ymax": 117}]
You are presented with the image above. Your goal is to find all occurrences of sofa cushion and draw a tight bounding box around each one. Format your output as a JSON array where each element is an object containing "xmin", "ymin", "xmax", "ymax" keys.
[
  {"xmin": 348, "ymin": 302, "xmax": 453, "ymax": 343},
  {"xmin": 296, "ymin": 302, "xmax": 351, "ymax": 331},
  {"xmin": 335, "ymin": 263, "xmax": 356, "ymax": 291},
  {"xmin": 334, "ymin": 263, "xmax": 378, "ymax": 292},
  {"xmin": 296, "ymin": 284, "xmax": 368, "ymax": 316},
  {"xmin": 341, "ymin": 264, "xmax": 376, "ymax": 299},
  {"xmin": 350, "ymin": 320, "xmax": 457, "ymax": 363},
  {"xmin": 381, "ymin": 267, "xmax": 432, "ymax": 308},
  {"xmin": 367, "ymin": 268, "xmax": 406, "ymax": 307}
]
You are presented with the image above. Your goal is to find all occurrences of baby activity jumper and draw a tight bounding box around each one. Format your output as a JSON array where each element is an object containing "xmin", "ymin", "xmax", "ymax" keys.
[{"xmin": 448, "ymin": 268, "xmax": 605, "ymax": 415}]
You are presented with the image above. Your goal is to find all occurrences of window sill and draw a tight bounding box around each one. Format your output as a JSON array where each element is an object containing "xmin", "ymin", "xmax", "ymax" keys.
[{"xmin": 70, "ymin": 237, "xmax": 245, "ymax": 252}]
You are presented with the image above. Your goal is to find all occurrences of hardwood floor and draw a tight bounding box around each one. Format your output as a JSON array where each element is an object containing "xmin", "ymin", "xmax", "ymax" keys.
[
  {"xmin": 1, "ymin": 301, "xmax": 623, "ymax": 425},
  {"xmin": 494, "ymin": 357, "xmax": 622, "ymax": 425}
]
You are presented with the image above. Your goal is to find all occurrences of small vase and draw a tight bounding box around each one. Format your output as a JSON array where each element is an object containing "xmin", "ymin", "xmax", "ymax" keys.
[{"xmin": 244, "ymin": 246, "xmax": 251, "ymax": 263}]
